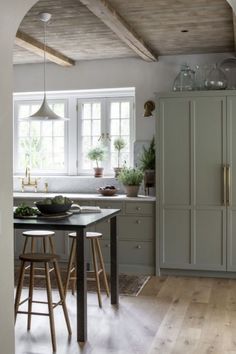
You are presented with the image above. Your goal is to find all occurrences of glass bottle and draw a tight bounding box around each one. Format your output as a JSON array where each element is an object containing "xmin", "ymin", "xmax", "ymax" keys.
[
  {"xmin": 173, "ymin": 63, "xmax": 195, "ymax": 91},
  {"xmin": 194, "ymin": 64, "xmax": 209, "ymax": 90},
  {"xmin": 205, "ymin": 64, "xmax": 227, "ymax": 90}
]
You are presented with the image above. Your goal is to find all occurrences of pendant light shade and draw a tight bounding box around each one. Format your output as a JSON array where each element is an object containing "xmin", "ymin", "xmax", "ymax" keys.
[{"xmin": 27, "ymin": 12, "xmax": 68, "ymax": 121}]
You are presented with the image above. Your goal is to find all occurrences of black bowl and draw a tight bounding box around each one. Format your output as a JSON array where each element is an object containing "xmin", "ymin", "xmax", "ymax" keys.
[{"xmin": 35, "ymin": 202, "xmax": 72, "ymax": 215}]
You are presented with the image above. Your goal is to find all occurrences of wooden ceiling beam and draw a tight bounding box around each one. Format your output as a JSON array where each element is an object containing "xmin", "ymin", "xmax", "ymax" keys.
[
  {"xmin": 15, "ymin": 30, "xmax": 75, "ymax": 67},
  {"xmin": 79, "ymin": 0, "xmax": 158, "ymax": 62}
]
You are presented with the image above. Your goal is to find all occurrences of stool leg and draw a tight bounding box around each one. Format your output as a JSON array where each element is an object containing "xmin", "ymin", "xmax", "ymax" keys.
[
  {"xmin": 64, "ymin": 238, "xmax": 76, "ymax": 297},
  {"xmin": 45, "ymin": 261, "xmax": 56, "ymax": 353},
  {"xmin": 54, "ymin": 261, "xmax": 72, "ymax": 336},
  {"xmin": 43, "ymin": 238, "xmax": 47, "ymax": 253},
  {"xmin": 22, "ymin": 238, "xmax": 29, "ymax": 254},
  {"xmin": 49, "ymin": 236, "xmax": 56, "ymax": 254},
  {"xmin": 15, "ymin": 260, "xmax": 26, "ymax": 322},
  {"xmin": 27, "ymin": 261, "xmax": 35, "ymax": 330},
  {"xmin": 31, "ymin": 237, "xmax": 35, "ymax": 253},
  {"xmin": 96, "ymin": 239, "xmax": 110, "ymax": 297},
  {"xmin": 91, "ymin": 239, "xmax": 102, "ymax": 308}
]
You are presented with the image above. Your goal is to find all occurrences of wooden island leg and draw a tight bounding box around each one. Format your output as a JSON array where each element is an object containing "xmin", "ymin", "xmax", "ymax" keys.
[
  {"xmin": 110, "ymin": 216, "xmax": 119, "ymax": 305},
  {"xmin": 76, "ymin": 227, "xmax": 87, "ymax": 342}
]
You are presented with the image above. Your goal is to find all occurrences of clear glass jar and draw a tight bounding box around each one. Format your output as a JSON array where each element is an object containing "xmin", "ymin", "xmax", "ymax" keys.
[
  {"xmin": 173, "ymin": 63, "xmax": 195, "ymax": 91},
  {"xmin": 205, "ymin": 64, "xmax": 227, "ymax": 90},
  {"xmin": 194, "ymin": 64, "xmax": 210, "ymax": 90}
]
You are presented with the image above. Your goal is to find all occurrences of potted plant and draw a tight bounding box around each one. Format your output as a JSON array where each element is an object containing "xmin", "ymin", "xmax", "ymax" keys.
[
  {"xmin": 113, "ymin": 137, "xmax": 126, "ymax": 177},
  {"xmin": 118, "ymin": 167, "xmax": 144, "ymax": 197},
  {"xmin": 139, "ymin": 137, "xmax": 155, "ymax": 192},
  {"xmin": 87, "ymin": 146, "xmax": 106, "ymax": 177}
]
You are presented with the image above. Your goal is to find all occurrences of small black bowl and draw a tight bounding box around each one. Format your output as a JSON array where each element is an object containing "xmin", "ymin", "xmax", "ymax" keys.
[{"xmin": 35, "ymin": 202, "xmax": 72, "ymax": 215}]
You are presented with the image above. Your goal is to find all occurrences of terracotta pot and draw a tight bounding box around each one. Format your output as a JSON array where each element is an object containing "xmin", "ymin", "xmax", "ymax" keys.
[
  {"xmin": 114, "ymin": 167, "xmax": 123, "ymax": 178},
  {"xmin": 94, "ymin": 167, "xmax": 103, "ymax": 177},
  {"xmin": 144, "ymin": 169, "xmax": 155, "ymax": 188},
  {"xmin": 124, "ymin": 185, "xmax": 140, "ymax": 197}
]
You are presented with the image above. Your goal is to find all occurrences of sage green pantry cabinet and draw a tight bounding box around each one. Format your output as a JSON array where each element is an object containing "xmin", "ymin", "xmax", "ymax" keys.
[
  {"xmin": 157, "ymin": 92, "xmax": 236, "ymax": 273},
  {"xmin": 14, "ymin": 195, "xmax": 155, "ymax": 274}
]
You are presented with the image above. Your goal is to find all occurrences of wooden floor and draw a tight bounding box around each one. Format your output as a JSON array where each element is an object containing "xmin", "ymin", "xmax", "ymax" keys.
[{"xmin": 15, "ymin": 276, "xmax": 236, "ymax": 354}]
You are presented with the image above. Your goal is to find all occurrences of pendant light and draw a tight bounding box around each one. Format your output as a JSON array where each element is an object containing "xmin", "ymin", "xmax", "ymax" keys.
[{"xmin": 29, "ymin": 12, "xmax": 68, "ymax": 121}]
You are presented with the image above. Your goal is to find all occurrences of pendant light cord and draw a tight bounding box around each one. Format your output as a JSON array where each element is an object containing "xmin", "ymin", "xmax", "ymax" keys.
[{"xmin": 43, "ymin": 20, "xmax": 46, "ymax": 99}]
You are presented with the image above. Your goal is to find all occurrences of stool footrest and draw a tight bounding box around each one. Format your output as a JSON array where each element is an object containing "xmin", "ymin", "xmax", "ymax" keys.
[{"xmin": 17, "ymin": 310, "xmax": 49, "ymax": 317}]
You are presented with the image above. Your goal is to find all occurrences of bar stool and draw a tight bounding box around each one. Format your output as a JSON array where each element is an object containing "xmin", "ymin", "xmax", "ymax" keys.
[
  {"xmin": 22, "ymin": 230, "xmax": 56, "ymax": 254},
  {"xmin": 64, "ymin": 232, "xmax": 110, "ymax": 308},
  {"xmin": 15, "ymin": 252, "xmax": 72, "ymax": 353}
]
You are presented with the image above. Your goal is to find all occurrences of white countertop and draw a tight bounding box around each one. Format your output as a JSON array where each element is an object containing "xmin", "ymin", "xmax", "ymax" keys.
[{"xmin": 13, "ymin": 192, "xmax": 156, "ymax": 202}]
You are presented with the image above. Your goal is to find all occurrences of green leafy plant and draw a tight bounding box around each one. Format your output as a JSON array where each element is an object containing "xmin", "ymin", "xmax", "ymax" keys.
[
  {"xmin": 113, "ymin": 137, "xmax": 126, "ymax": 167},
  {"xmin": 87, "ymin": 146, "xmax": 105, "ymax": 167},
  {"xmin": 118, "ymin": 167, "xmax": 143, "ymax": 186},
  {"xmin": 139, "ymin": 137, "xmax": 155, "ymax": 171}
]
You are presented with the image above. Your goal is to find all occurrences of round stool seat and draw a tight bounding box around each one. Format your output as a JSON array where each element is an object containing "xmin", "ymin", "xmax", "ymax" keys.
[
  {"xmin": 23, "ymin": 230, "xmax": 55, "ymax": 238},
  {"xmin": 19, "ymin": 252, "xmax": 59, "ymax": 263},
  {"xmin": 69, "ymin": 231, "xmax": 102, "ymax": 239}
]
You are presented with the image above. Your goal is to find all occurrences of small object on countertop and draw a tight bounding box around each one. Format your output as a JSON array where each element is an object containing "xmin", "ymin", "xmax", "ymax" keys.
[
  {"xmin": 98, "ymin": 186, "xmax": 118, "ymax": 196},
  {"xmin": 14, "ymin": 203, "xmax": 39, "ymax": 218},
  {"xmin": 70, "ymin": 204, "xmax": 101, "ymax": 213}
]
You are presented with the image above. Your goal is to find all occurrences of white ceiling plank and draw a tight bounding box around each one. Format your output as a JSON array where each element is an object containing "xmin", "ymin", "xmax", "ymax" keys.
[{"xmin": 79, "ymin": 0, "xmax": 158, "ymax": 62}]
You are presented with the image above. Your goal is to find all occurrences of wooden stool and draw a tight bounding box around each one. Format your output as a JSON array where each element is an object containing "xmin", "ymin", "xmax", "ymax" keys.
[
  {"xmin": 65, "ymin": 232, "xmax": 110, "ymax": 308},
  {"xmin": 22, "ymin": 230, "xmax": 56, "ymax": 254},
  {"xmin": 15, "ymin": 252, "xmax": 72, "ymax": 352}
]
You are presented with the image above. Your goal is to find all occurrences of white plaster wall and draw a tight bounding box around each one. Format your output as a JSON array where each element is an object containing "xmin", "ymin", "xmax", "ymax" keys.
[
  {"xmin": 14, "ymin": 52, "xmax": 231, "ymax": 141},
  {"xmin": 0, "ymin": 2, "xmax": 37, "ymax": 353}
]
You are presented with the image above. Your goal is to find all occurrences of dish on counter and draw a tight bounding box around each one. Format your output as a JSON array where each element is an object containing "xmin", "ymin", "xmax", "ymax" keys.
[
  {"xmin": 35, "ymin": 195, "xmax": 73, "ymax": 214},
  {"xmin": 97, "ymin": 185, "xmax": 118, "ymax": 196}
]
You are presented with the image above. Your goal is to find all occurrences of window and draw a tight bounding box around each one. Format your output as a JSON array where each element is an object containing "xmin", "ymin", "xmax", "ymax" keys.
[
  {"xmin": 13, "ymin": 89, "xmax": 135, "ymax": 175},
  {"xmin": 14, "ymin": 100, "xmax": 68, "ymax": 174}
]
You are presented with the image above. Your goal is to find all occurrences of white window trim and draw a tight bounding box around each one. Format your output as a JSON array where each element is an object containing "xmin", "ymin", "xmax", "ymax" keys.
[{"xmin": 13, "ymin": 88, "xmax": 135, "ymax": 177}]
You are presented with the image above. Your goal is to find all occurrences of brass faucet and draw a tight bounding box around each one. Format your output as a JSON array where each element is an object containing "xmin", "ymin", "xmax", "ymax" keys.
[{"xmin": 21, "ymin": 166, "xmax": 40, "ymax": 192}]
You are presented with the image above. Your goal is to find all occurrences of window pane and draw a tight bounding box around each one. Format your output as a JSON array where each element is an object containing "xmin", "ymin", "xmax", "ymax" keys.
[
  {"xmin": 92, "ymin": 120, "xmax": 101, "ymax": 136},
  {"xmin": 82, "ymin": 120, "xmax": 91, "ymax": 136},
  {"xmin": 121, "ymin": 102, "xmax": 130, "ymax": 118},
  {"xmin": 30, "ymin": 122, "xmax": 40, "ymax": 137},
  {"xmin": 111, "ymin": 102, "xmax": 120, "ymax": 118},
  {"xmin": 111, "ymin": 119, "xmax": 120, "ymax": 135},
  {"xmin": 121, "ymin": 119, "xmax": 130, "ymax": 135},
  {"xmin": 53, "ymin": 122, "xmax": 64, "ymax": 137},
  {"xmin": 82, "ymin": 104, "xmax": 91, "ymax": 119},
  {"xmin": 53, "ymin": 137, "xmax": 64, "ymax": 154},
  {"xmin": 18, "ymin": 105, "xmax": 30, "ymax": 119},
  {"xmin": 92, "ymin": 103, "xmax": 101, "ymax": 119},
  {"xmin": 41, "ymin": 121, "xmax": 52, "ymax": 136},
  {"xmin": 18, "ymin": 122, "xmax": 29, "ymax": 137},
  {"xmin": 31, "ymin": 104, "xmax": 40, "ymax": 115}
]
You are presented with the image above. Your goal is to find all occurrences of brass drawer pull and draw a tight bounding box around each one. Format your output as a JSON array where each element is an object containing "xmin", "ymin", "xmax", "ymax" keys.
[
  {"xmin": 136, "ymin": 245, "xmax": 141, "ymax": 249},
  {"xmin": 105, "ymin": 244, "xmax": 110, "ymax": 248},
  {"xmin": 136, "ymin": 207, "xmax": 141, "ymax": 211},
  {"xmin": 136, "ymin": 220, "xmax": 141, "ymax": 224}
]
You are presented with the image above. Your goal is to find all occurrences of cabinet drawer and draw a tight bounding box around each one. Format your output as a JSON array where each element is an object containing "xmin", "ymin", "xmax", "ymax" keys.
[
  {"xmin": 99, "ymin": 240, "xmax": 154, "ymax": 266},
  {"xmin": 118, "ymin": 216, "xmax": 154, "ymax": 241},
  {"xmin": 125, "ymin": 202, "xmax": 154, "ymax": 215}
]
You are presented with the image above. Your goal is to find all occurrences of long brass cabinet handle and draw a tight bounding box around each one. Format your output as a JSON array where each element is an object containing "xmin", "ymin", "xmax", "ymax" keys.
[
  {"xmin": 227, "ymin": 165, "xmax": 231, "ymax": 206},
  {"xmin": 223, "ymin": 165, "xmax": 227, "ymax": 206}
]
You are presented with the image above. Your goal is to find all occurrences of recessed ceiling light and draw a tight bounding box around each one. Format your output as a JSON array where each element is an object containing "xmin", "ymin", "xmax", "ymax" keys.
[{"xmin": 181, "ymin": 29, "xmax": 189, "ymax": 33}]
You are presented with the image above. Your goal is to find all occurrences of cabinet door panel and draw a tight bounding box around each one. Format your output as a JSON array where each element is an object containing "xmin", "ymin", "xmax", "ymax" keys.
[
  {"xmin": 161, "ymin": 209, "xmax": 191, "ymax": 267},
  {"xmin": 227, "ymin": 96, "xmax": 236, "ymax": 270},
  {"xmin": 194, "ymin": 97, "xmax": 226, "ymax": 206},
  {"xmin": 160, "ymin": 98, "xmax": 191, "ymax": 206},
  {"xmin": 195, "ymin": 209, "xmax": 226, "ymax": 270}
]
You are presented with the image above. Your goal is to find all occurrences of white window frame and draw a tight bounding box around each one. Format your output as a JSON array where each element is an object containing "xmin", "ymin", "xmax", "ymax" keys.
[{"xmin": 13, "ymin": 88, "xmax": 135, "ymax": 176}]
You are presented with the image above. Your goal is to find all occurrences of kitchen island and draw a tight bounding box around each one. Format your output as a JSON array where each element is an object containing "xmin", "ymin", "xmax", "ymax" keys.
[{"xmin": 14, "ymin": 193, "xmax": 156, "ymax": 274}]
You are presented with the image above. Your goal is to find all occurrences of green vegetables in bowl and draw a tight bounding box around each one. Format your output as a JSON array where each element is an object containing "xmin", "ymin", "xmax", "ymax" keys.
[
  {"xmin": 14, "ymin": 203, "xmax": 39, "ymax": 217},
  {"xmin": 35, "ymin": 195, "xmax": 73, "ymax": 215}
]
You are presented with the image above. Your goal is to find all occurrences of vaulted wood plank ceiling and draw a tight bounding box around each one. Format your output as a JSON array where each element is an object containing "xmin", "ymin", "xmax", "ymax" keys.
[{"xmin": 13, "ymin": 0, "xmax": 234, "ymax": 65}]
